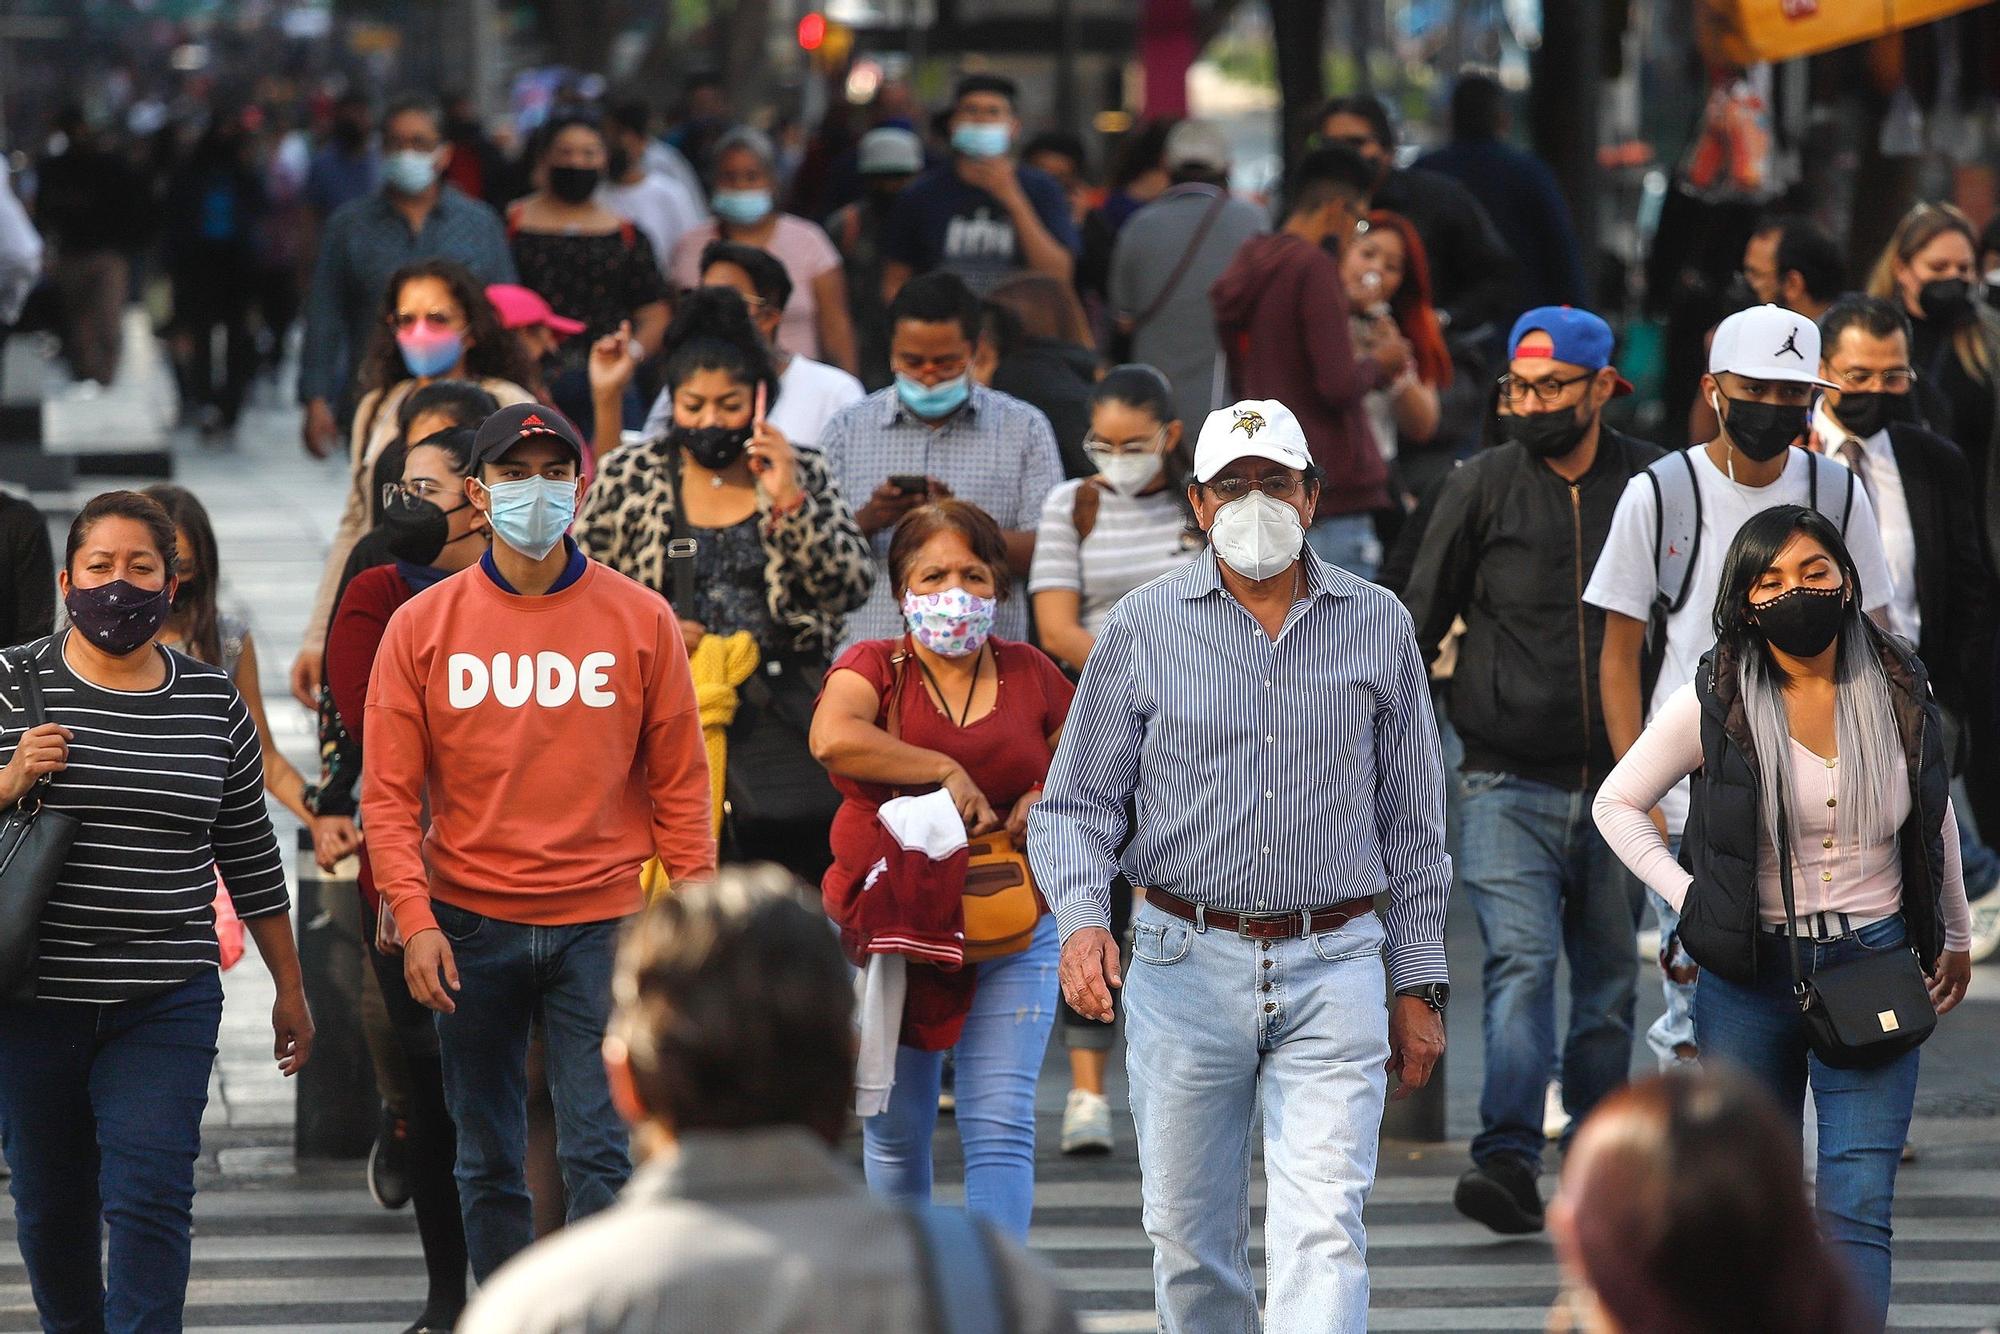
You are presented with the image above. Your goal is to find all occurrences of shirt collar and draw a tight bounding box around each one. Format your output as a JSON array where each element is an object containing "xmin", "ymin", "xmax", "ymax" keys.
[
  {"xmin": 1176, "ymin": 545, "xmax": 1351, "ymax": 601},
  {"xmin": 623, "ymin": 1127, "xmax": 858, "ymax": 1207},
  {"xmin": 1811, "ymin": 400, "xmax": 1888, "ymax": 455},
  {"xmin": 880, "ymin": 380, "xmax": 986, "ymax": 429},
  {"xmin": 481, "ymin": 536, "xmax": 586, "ymax": 595}
]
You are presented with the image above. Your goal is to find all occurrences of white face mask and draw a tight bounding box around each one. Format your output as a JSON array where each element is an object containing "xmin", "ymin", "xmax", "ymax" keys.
[
  {"xmin": 1208, "ymin": 491, "xmax": 1304, "ymax": 582},
  {"xmin": 1086, "ymin": 447, "xmax": 1163, "ymax": 498}
]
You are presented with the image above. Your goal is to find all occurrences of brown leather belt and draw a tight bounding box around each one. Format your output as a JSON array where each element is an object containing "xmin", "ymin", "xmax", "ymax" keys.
[{"xmin": 1146, "ymin": 887, "xmax": 1375, "ymax": 940}]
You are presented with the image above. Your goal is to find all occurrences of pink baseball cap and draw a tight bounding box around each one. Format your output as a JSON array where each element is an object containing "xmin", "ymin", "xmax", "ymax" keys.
[{"xmin": 486, "ymin": 284, "xmax": 586, "ymax": 338}]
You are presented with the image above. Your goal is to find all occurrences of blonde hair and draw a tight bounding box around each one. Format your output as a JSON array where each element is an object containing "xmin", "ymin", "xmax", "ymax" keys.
[{"xmin": 1866, "ymin": 201, "xmax": 1990, "ymax": 382}]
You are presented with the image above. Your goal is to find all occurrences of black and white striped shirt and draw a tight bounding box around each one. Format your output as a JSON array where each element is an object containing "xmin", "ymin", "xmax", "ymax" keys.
[{"xmin": 0, "ymin": 633, "xmax": 288, "ymax": 1003}]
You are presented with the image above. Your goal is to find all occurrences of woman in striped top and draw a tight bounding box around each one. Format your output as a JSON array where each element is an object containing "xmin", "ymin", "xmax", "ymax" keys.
[
  {"xmin": 0, "ymin": 490, "xmax": 311, "ymax": 1333},
  {"xmin": 1028, "ymin": 365, "xmax": 1200, "ymax": 1157}
]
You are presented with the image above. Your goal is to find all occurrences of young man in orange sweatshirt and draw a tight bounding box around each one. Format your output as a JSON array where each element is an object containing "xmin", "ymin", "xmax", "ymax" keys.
[{"xmin": 361, "ymin": 402, "xmax": 715, "ymax": 1281}]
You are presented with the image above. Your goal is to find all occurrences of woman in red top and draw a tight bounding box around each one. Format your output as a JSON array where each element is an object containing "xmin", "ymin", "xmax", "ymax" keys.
[
  {"xmin": 323, "ymin": 424, "xmax": 488, "ymax": 1334},
  {"xmin": 811, "ymin": 500, "xmax": 1072, "ymax": 1240}
]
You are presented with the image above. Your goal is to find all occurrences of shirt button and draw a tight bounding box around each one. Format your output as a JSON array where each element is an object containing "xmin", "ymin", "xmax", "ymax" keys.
[
  {"xmin": 1821, "ymin": 871, "xmax": 1833, "ymax": 882},
  {"xmin": 1264, "ymin": 680, "xmax": 1272, "ymax": 688},
  {"xmin": 1823, "ymin": 837, "xmax": 1834, "ymax": 849},
  {"xmin": 1265, "ymin": 735, "xmax": 1275, "ymax": 744},
  {"xmin": 1827, "ymin": 797, "xmax": 1838, "ymax": 808},
  {"xmin": 1261, "ymin": 847, "xmax": 1271, "ymax": 856},
  {"xmin": 1265, "ymin": 791, "xmax": 1274, "ymax": 799}
]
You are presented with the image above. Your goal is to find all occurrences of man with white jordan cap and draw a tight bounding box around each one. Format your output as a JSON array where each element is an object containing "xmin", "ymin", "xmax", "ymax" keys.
[
  {"xmin": 1029, "ymin": 399, "xmax": 1451, "ymax": 1332},
  {"xmin": 1585, "ymin": 305, "xmax": 1895, "ymax": 1063}
]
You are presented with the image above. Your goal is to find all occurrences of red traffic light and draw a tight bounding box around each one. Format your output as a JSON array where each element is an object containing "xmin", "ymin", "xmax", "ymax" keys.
[{"xmin": 798, "ymin": 12, "xmax": 827, "ymax": 50}]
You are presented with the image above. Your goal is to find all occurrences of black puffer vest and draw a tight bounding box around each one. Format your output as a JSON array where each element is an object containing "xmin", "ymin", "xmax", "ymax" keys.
[{"xmin": 1677, "ymin": 634, "xmax": 1949, "ymax": 986}]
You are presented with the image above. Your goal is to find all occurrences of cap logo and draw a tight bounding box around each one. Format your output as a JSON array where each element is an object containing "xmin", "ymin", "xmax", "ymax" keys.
[
  {"xmin": 1230, "ymin": 408, "xmax": 1266, "ymax": 438},
  {"xmin": 1516, "ymin": 332, "xmax": 1556, "ymax": 358},
  {"xmin": 1774, "ymin": 326, "xmax": 1804, "ymax": 361},
  {"xmin": 521, "ymin": 412, "xmax": 547, "ymax": 427}
]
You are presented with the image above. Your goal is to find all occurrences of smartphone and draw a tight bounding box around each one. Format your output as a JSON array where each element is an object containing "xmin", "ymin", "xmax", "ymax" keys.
[{"xmin": 890, "ymin": 474, "xmax": 929, "ymax": 495}]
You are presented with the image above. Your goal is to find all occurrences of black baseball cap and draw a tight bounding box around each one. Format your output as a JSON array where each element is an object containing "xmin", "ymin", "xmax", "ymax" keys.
[{"xmin": 470, "ymin": 403, "xmax": 586, "ymax": 471}]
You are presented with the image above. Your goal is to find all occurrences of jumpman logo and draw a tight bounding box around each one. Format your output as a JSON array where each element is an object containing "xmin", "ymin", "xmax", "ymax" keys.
[{"xmin": 1774, "ymin": 326, "xmax": 1804, "ymax": 361}]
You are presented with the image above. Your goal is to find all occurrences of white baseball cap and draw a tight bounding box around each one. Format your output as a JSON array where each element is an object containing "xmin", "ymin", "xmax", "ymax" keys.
[
  {"xmin": 1194, "ymin": 400, "xmax": 1313, "ymax": 483},
  {"xmin": 1709, "ymin": 304, "xmax": 1836, "ymax": 388}
]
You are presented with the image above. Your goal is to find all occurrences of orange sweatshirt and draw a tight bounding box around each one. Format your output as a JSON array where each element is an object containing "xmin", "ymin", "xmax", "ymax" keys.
[{"xmin": 361, "ymin": 561, "xmax": 715, "ymax": 940}]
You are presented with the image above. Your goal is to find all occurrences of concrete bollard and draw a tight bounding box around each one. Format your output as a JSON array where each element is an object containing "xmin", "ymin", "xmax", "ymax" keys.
[{"xmin": 293, "ymin": 831, "xmax": 379, "ymax": 1159}]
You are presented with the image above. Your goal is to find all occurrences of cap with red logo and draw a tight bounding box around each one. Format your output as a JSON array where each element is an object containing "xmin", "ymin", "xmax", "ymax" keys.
[
  {"xmin": 1508, "ymin": 305, "xmax": 1633, "ymax": 396},
  {"xmin": 470, "ymin": 402, "xmax": 587, "ymax": 471}
]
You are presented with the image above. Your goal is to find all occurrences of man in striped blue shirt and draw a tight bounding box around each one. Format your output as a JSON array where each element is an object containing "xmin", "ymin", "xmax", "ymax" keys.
[{"xmin": 1028, "ymin": 399, "xmax": 1451, "ymax": 1333}]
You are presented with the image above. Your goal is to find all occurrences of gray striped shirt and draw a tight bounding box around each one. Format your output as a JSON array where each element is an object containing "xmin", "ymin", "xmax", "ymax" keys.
[{"xmin": 1026, "ymin": 549, "xmax": 1451, "ymax": 989}]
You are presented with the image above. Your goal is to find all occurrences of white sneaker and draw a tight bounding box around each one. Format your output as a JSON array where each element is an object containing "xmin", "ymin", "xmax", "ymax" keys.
[
  {"xmin": 1968, "ymin": 897, "xmax": 2000, "ymax": 965},
  {"xmin": 1543, "ymin": 1080, "xmax": 1571, "ymax": 1141},
  {"xmin": 1061, "ymin": 1089, "xmax": 1113, "ymax": 1155}
]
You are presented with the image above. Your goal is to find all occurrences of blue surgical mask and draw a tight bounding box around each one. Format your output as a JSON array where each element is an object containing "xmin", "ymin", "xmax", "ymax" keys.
[
  {"xmin": 481, "ymin": 476, "xmax": 577, "ymax": 561},
  {"xmin": 896, "ymin": 371, "xmax": 971, "ymax": 420},
  {"xmin": 383, "ymin": 148, "xmax": 439, "ymax": 196},
  {"xmin": 397, "ymin": 326, "xmax": 463, "ymax": 379},
  {"xmin": 711, "ymin": 188, "xmax": 772, "ymax": 225},
  {"xmin": 951, "ymin": 123, "xmax": 1011, "ymax": 159}
]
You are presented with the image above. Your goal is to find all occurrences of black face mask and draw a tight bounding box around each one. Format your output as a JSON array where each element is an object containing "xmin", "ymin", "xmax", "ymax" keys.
[
  {"xmin": 65, "ymin": 579, "xmax": 171, "ymax": 657},
  {"xmin": 670, "ymin": 423, "xmax": 752, "ymax": 471},
  {"xmin": 1719, "ymin": 396, "xmax": 1809, "ymax": 463},
  {"xmin": 1753, "ymin": 583, "xmax": 1847, "ymax": 658},
  {"xmin": 379, "ymin": 497, "xmax": 471, "ymax": 567},
  {"xmin": 1831, "ymin": 390, "xmax": 1909, "ymax": 440},
  {"xmin": 547, "ymin": 165, "xmax": 600, "ymax": 205},
  {"xmin": 1918, "ymin": 277, "xmax": 1976, "ymax": 329},
  {"xmin": 1501, "ymin": 403, "xmax": 1593, "ymax": 459}
]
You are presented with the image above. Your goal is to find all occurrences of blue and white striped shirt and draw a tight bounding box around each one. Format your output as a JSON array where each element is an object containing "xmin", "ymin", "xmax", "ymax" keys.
[{"xmin": 1026, "ymin": 548, "xmax": 1451, "ymax": 989}]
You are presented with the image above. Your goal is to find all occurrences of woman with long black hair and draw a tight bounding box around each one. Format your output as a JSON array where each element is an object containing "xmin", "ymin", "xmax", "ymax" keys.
[{"xmin": 1594, "ymin": 504, "xmax": 1972, "ymax": 1328}]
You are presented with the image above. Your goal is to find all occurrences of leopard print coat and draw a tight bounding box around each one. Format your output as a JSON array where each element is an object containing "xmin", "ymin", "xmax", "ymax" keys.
[{"xmin": 574, "ymin": 442, "xmax": 874, "ymax": 662}]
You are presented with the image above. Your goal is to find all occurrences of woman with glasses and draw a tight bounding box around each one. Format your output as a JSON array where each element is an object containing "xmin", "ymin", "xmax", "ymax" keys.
[
  {"xmin": 1867, "ymin": 203, "xmax": 2000, "ymax": 563},
  {"xmin": 298, "ymin": 260, "xmax": 530, "ymax": 706},
  {"xmin": 1028, "ymin": 365, "xmax": 1198, "ymax": 1155},
  {"xmin": 667, "ymin": 126, "xmax": 857, "ymax": 374}
]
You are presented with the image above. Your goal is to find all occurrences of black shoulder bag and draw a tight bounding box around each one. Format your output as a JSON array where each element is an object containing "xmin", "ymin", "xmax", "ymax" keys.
[
  {"xmin": 1773, "ymin": 795, "xmax": 1935, "ymax": 1070},
  {"xmin": 0, "ymin": 650, "xmax": 79, "ymax": 1004}
]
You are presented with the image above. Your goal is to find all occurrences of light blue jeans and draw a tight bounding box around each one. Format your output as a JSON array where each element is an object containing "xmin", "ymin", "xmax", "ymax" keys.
[
  {"xmin": 1124, "ymin": 897, "xmax": 1390, "ymax": 1334},
  {"xmin": 1304, "ymin": 512, "xmax": 1382, "ymax": 581},
  {"xmin": 862, "ymin": 915, "xmax": 1058, "ymax": 1240}
]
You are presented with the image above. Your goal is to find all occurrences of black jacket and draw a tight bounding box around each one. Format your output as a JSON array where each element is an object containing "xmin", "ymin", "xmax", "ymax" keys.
[
  {"xmin": 0, "ymin": 492, "xmax": 55, "ymax": 649},
  {"xmin": 991, "ymin": 339, "xmax": 1098, "ymax": 481},
  {"xmin": 1677, "ymin": 635, "xmax": 1949, "ymax": 986},
  {"xmin": 1880, "ymin": 421, "xmax": 1997, "ymax": 724},
  {"xmin": 1401, "ymin": 426, "xmax": 1662, "ymax": 789},
  {"xmin": 1371, "ymin": 166, "xmax": 1521, "ymax": 343}
]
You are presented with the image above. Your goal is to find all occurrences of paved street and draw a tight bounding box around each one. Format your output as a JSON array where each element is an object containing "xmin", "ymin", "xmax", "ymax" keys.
[{"xmin": 4, "ymin": 332, "xmax": 1999, "ymax": 1332}]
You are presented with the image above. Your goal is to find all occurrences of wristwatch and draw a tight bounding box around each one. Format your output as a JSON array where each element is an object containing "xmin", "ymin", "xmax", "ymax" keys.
[{"xmin": 1396, "ymin": 983, "xmax": 1450, "ymax": 1013}]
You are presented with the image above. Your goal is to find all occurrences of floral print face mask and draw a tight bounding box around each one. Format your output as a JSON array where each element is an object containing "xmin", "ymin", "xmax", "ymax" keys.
[{"xmin": 901, "ymin": 586, "xmax": 996, "ymax": 658}]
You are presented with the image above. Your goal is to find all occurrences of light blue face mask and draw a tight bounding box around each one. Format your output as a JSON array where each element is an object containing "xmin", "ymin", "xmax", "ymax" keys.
[
  {"xmin": 951, "ymin": 122, "xmax": 1011, "ymax": 159},
  {"xmin": 711, "ymin": 188, "xmax": 773, "ymax": 225},
  {"xmin": 481, "ymin": 476, "xmax": 577, "ymax": 561},
  {"xmin": 383, "ymin": 148, "xmax": 439, "ymax": 196},
  {"xmin": 896, "ymin": 371, "xmax": 971, "ymax": 420}
]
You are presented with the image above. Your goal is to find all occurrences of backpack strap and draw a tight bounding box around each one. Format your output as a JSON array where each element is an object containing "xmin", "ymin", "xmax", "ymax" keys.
[
  {"xmin": 1647, "ymin": 449, "xmax": 1703, "ymax": 614},
  {"xmin": 1071, "ymin": 482, "xmax": 1103, "ymax": 543},
  {"xmin": 1804, "ymin": 447, "xmax": 1857, "ymax": 535},
  {"xmin": 905, "ymin": 1204, "xmax": 1007, "ymax": 1334}
]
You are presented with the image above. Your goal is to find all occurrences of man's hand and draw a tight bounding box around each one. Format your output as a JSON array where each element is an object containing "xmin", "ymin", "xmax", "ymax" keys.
[
  {"xmin": 404, "ymin": 928, "xmax": 460, "ymax": 1014},
  {"xmin": 289, "ymin": 649, "xmax": 324, "ymax": 711},
  {"xmin": 1060, "ymin": 926, "xmax": 1122, "ymax": 1022},
  {"xmin": 957, "ymin": 155, "xmax": 1022, "ymax": 204},
  {"xmin": 271, "ymin": 984, "xmax": 315, "ymax": 1076},
  {"xmin": 1386, "ymin": 995, "xmax": 1445, "ymax": 1101},
  {"xmin": 310, "ymin": 816, "xmax": 361, "ymax": 872},
  {"xmin": 302, "ymin": 398, "xmax": 339, "ymax": 458},
  {"xmin": 856, "ymin": 480, "xmax": 926, "ymax": 536}
]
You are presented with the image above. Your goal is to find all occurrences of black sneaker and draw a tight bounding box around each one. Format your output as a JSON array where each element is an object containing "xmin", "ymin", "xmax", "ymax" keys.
[
  {"xmin": 1453, "ymin": 1157, "xmax": 1545, "ymax": 1235},
  {"xmin": 368, "ymin": 1109, "xmax": 413, "ymax": 1211}
]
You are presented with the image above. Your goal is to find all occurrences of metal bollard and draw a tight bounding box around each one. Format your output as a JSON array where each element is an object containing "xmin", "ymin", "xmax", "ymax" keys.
[{"xmin": 293, "ymin": 831, "xmax": 379, "ymax": 1158}]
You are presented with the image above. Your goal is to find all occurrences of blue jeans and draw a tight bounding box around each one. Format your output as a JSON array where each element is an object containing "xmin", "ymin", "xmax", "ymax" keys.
[
  {"xmin": 862, "ymin": 915, "xmax": 1058, "ymax": 1241},
  {"xmin": 1124, "ymin": 897, "xmax": 1390, "ymax": 1334},
  {"xmin": 1458, "ymin": 771, "xmax": 1643, "ymax": 1171},
  {"xmin": 431, "ymin": 900, "xmax": 632, "ymax": 1281},
  {"xmin": 1694, "ymin": 917, "xmax": 1920, "ymax": 1330},
  {"xmin": 1304, "ymin": 513, "xmax": 1381, "ymax": 581},
  {"xmin": 0, "ymin": 970, "xmax": 222, "ymax": 1334},
  {"xmin": 1647, "ymin": 836, "xmax": 1698, "ymax": 1065}
]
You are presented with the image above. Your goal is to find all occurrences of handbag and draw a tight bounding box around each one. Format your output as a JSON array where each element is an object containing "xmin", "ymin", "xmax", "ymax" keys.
[
  {"xmin": 0, "ymin": 650, "xmax": 80, "ymax": 1004},
  {"xmin": 1773, "ymin": 796, "xmax": 1935, "ymax": 1070},
  {"xmin": 885, "ymin": 643, "xmax": 1044, "ymax": 961}
]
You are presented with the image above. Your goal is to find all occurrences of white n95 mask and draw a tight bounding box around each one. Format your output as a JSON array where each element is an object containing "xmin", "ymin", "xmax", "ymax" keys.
[{"xmin": 1209, "ymin": 491, "xmax": 1304, "ymax": 582}]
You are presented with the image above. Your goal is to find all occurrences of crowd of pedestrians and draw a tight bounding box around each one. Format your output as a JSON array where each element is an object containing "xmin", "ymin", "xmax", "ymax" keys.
[{"xmin": 2, "ymin": 67, "xmax": 1998, "ymax": 1334}]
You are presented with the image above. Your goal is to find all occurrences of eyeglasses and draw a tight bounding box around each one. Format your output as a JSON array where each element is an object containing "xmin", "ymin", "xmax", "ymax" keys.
[
  {"xmin": 1832, "ymin": 367, "xmax": 1918, "ymax": 392},
  {"xmin": 1499, "ymin": 372, "xmax": 1593, "ymax": 405},
  {"xmin": 1205, "ymin": 474, "xmax": 1303, "ymax": 501},
  {"xmin": 382, "ymin": 479, "xmax": 460, "ymax": 511},
  {"xmin": 1082, "ymin": 429, "xmax": 1166, "ymax": 456},
  {"xmin": 390, "ymin": 310, "xmax": 463, "ymax": 332}
]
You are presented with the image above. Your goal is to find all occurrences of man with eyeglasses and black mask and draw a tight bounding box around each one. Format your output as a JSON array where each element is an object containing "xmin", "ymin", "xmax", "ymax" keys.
[
  {"xmin": 1814, "ymin": 294, "xmax": 2000, "ymax": 962},
  {"xmin": 1586, "ymin": 305, "xmax": 1896, "ymax": 1066},
  {"xmin": 1400, "ymin": 308, "xmax": 1660, "ymax": 1235}
]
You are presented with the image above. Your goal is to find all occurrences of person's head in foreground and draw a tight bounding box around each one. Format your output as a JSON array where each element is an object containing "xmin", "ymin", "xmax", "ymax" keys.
[{"xmin": 1549, "ymin": 1068, "xmax": 1864, "ymax": 1334}]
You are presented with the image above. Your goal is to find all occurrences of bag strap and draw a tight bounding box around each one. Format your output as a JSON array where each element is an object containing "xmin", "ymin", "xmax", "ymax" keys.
[
  {"xmin": 1124, "ymin": 188, "xmax": 1229, "ymax": 336},
  {"xmin": 1772, "ymin": 780, "xmax": 1808, "ymax": 997},
  {"xmin": 1804, "ymin": 448, "xmax": 1856, "ymax": 536},
  {"xmin": 4, "ymin": 648, "xmax": 51, "ymax": 809},
  {"xmin": 658, "ymin": 453, "xmax": 699, "ymax": 619},
  {"xmin": 905, "ymin": 1204, "xmax": 1007, "ymax": 1334},
  {"xmin": 1071, "ymin": 481, "xmax": 1103, "ymax": 542}
]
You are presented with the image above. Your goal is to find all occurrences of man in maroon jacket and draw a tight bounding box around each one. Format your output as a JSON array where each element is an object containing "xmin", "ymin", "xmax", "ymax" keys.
[{"xmin": 1211, "ymin": 144, "xmax": 1410, "ymax": 579}]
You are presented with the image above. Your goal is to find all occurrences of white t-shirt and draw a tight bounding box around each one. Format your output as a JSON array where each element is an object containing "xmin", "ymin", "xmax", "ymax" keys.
[
  {"xmin": 601, "ymin": 173, "xmax": 706, "ymax": 277},
  {"xmin": 642, "ymin": 354, "xmax": 864, "ymax": 450},
  {"xmin": 1583, "ymin": 444, "xmax": 1894, "ymax": 836},
  {"xmin": 1029, "ymin": 480, "xmax": 1200, "ymax": 635}
]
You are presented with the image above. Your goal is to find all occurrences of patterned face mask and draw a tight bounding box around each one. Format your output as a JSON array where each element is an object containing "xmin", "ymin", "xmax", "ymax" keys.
[{"xmin": 901, "ymin": 586, "xmax": 996, "ymax": 658}]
